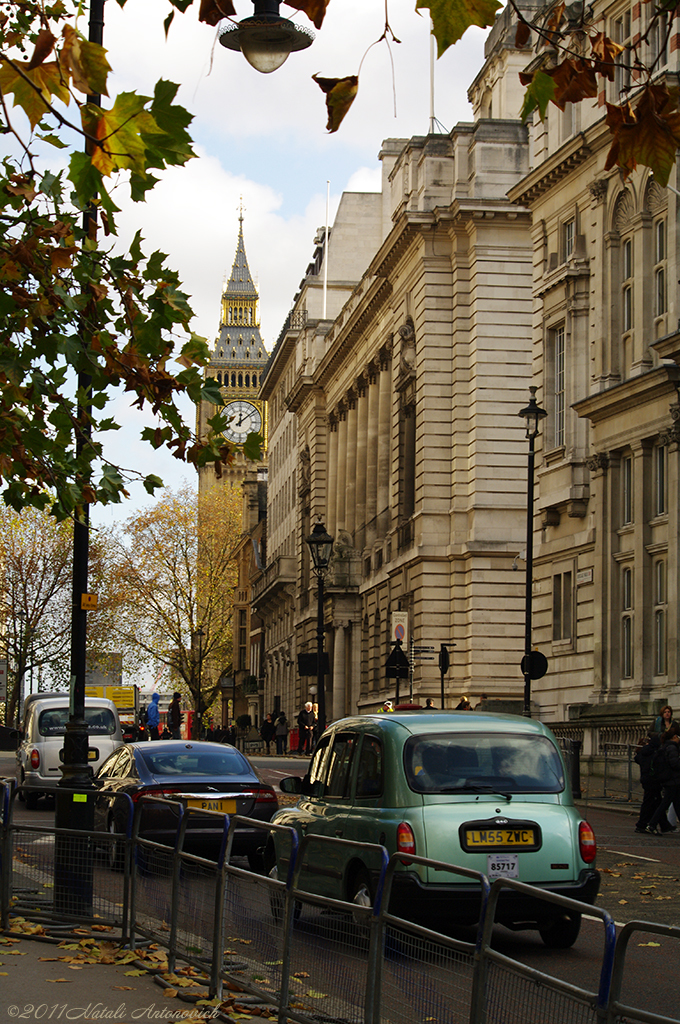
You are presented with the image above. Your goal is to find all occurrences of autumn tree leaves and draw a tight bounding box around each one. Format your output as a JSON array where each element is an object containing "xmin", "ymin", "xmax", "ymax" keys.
[
  {"xmin": 102, "ymin": 484, "xmax": 242, "ymax": 732},
  {"xmin": 0, "ymin": 1, "xmax": 255, "ymax": 519}
]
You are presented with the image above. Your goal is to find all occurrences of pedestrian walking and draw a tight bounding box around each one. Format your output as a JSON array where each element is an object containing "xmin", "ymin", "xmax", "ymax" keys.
[
  {"xmin": 275, "ymin": 714, "xmax": 289, "ymax": 755},
  {"xmin": 146, "ymin": 692, "xmax": 161, "ymax": 740},
  {"xmin": 297, "ymin": 702, "xmax": 315, "ymax": 754},
  {"xmin": 634, "ymin": 732, "xmax": 671, "ymax": 833},
  {"xmin": 168, "ymin": 691, "xmax": 183, "ymax": 739},
  {"xmin": 260, "ymin": 713, "xmax": 276, "ymax": 755},
  {"xmin": 645, "ymin": 725, "xmax": 680, "ymax": 835}
]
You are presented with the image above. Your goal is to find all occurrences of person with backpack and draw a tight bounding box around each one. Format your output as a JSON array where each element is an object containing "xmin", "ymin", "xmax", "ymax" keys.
[
  {"xmin": 645, "ymin": 725, "xmax": 680, "ymax": 835},
  {"xmin": 634, "ymin": 732, "xmax": 672, "ymax": 834}
]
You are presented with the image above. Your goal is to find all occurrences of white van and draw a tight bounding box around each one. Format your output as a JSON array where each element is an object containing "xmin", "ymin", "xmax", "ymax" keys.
[{"xmin": 16, "ymin": 694, "xmax": 124, "ymax": 808}]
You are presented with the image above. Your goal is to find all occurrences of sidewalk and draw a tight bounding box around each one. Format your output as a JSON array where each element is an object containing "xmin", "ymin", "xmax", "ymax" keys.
[{"xmin": 0, "ymin": 922, "xmax": 262, "ymax": 1023}]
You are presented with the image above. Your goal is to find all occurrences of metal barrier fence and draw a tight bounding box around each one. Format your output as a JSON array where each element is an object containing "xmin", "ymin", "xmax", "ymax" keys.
[
  {"xmin": 2, "ymin": 784, "xmax": 133, "ymax": 936},
  {"xmin": 2, "ymin": 785, "xmax": 678, "ymax": 1024}
]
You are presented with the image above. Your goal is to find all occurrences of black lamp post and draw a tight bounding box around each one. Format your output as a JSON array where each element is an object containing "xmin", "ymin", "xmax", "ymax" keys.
[
  {"xmin": 219, "ymin": 0, "xmax": 314, "ymax": 74},
  {"xmin": 194, "ymin": 628, "xmax": 205, "ymax": 738},
  {"xmin": 306, "ymin": 520, "xmax": 333, "ymax": 734},
  {"xmin": 518, "ymin": 387, "xmax": 547, "ymax": 718}
]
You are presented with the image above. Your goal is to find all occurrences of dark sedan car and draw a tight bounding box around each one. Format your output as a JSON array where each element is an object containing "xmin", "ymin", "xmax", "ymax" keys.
[{"xmin": 94, "ymin": 740, "xmax": 278, "ymax": 869}]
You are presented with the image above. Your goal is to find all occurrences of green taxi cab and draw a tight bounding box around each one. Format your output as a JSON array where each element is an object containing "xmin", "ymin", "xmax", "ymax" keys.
[{"xmin": 267, "ymin": 711, "xmax": 599, "ymax": 947}]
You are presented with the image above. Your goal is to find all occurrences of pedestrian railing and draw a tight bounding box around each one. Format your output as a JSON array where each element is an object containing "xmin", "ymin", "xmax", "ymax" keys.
[
  {"xmin": 0, "ymin": 781, "xmax": 674, "ymax": 1024},
  {"xmin": 602, "ymin": 743, "xmax": 636, "ymax": 802}
]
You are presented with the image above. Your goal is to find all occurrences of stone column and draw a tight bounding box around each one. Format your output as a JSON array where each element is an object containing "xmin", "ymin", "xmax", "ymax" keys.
[
  {"xmin": 345, "ymin": 394, "xmax": 358, "ymax": 541},
  {"xmin": 327, "ymin": 419, "xmax": 338, "ymax": 536},
  {"xmin": 355, "ymin": 380, "xmax": 368, "ymax": 551},
  {"xmin": 335, "ymin": 407, "xmax": 348, "ymax": 534},
  {"xmin": 366, "ymin": 367, "xmax": 379, "ymax": 547},
  {"xmin": 663, "ymin": 413, "xmax": 680, "ymax": 689},
  {"xmin": 377, "ymin": 352, "xmax": 391, "ymax": 538},
  {"xmin": 332, "ymin": 621, "xmax": 346, "ymax": 721},
  {"xmin": 587, "ymin": 452, "xmax": 610, "ymax": 701}
]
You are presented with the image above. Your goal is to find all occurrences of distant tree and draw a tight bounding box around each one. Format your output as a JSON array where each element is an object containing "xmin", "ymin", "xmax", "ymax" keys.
[
  {"xmin": 105, "ymin": 483, "xmax": 241, "ymax": 737},
  {"xmin": 0, "ymin": 505, "xmax": 122, "ymax": 724}
]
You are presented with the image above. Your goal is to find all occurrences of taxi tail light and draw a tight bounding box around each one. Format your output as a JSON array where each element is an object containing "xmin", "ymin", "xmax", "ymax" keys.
[
  {"xmin": 578, "ymin": 820, "xmax": 597, "ymax": 863},
  {"xmin": 30, "ymin": 749, "xmax": 40, "ymax": 770},
  {"xmin": 397, "ymin": 822, "xmax": 416, "ymax": 863}
]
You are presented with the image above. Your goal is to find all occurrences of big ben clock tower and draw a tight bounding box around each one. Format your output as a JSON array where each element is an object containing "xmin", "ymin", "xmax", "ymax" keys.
[{"xmin": 197, "ymin": 210, "xmax": 269, "ymax": 494}]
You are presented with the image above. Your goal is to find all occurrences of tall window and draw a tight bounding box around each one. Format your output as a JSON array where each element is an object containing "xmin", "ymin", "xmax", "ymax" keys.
[
  {"xmin": 622, "ymin": 237, "xmax": 633, "ymax": 332},
  {"xmin": 563, "ymin": 219, "xmax": 575, "ymax": 261},
  {"xmin": 622, "ymin": 566, "xmax": 633, "ymax": 678},
  {"xmin": 553, "ymin": 323, "xmax": 566, "ymax": 448},
  {"xmin": 649, "ymin": 8, "xmax": 668, "ymax": 70},
  {"xmin": 552, "ymin": 571, "xmax": 573, "ymax": 641},
  {"xmin": 613, "ymin": 11, "xmax": 632, "ymax": 97},
  {"xmin": 654, "ymin": 219, "xmax": 667, "ymax": 317},
  {"xmin": 238, "ymin": 609, "xmax": 247, "ymax": 671},
  {"xmin": 654, "ymin": 443, "xmax": 667, "ymax": 515},
  {"xmin": 622, "ymin": 455, "xmax": 633, "ymax": 524},
  {"xmin": 654, "ymin": 560, "xmax": 667, "ymax": 675}
]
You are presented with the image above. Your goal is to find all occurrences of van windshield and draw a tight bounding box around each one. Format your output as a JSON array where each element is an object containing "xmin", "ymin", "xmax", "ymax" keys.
[
  {"xmin": 38, "ymin": 708, "xmax": 117, "ymax": 736},
  {"xmin": 404, "ymin": 733, "xmax": 565, "ymax": 794}
]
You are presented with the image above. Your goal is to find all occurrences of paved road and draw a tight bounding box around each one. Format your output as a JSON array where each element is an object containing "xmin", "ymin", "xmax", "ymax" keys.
[{"xmin": 3, "ymin": 751, "xmax": 678, "ymax": 1018}]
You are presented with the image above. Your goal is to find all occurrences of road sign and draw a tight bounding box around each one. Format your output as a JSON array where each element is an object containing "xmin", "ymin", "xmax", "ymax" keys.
[
  {"xmin": 386, "ymin": 641, "xmax": 409, "ymax": 679},
  {"xmin": 391, "ymin": 612, "xmax": 409, "ymax": 648},
  {"xmin": 413, "ymin": 646, "xmax": 435, "ymax": 652}
]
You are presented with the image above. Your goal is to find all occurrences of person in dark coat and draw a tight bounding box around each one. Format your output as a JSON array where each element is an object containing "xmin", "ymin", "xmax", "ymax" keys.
[
  {"xmin": 168, "ymin": 692, "xmax": 182, "ymax": 739},
  {"xmin": 634, "ymin": 732, "xmax": 671, "ymax": 833},
  {"xmin": 260, "ymin": 713, "xmax": 276, "ymax": 755},
  {"xmin": 646, "ymin": 725, "xmax": 680, "ymax": 834},
  {"xmin": 297, "ymin": 702, "xmax": 315, "ymax": 755}
]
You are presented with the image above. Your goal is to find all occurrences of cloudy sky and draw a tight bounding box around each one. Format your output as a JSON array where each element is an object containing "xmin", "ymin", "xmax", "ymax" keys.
[{"xmin": 92, "ymin": 0, "xmax": 489, "ymax": 523}]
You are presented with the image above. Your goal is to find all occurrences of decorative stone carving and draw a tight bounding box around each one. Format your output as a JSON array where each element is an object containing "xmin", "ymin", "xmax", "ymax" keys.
[
  {"xmin": 587, "ymin": 452, "xmax": 610, "ymax": 473},
  {"xmin": 646, "ymin": 177, "xmax": 668, "ymax": 214},
  {"xmin": 299, "ymin": 445, "xmax": 311, "ymax": 494},
  {"xmin": 589, "ymin": 179, "xmax": 608, "ymax": 204},
  {"xmin": 398, "ymin": 319, "xmax": 416, "ymax": 374},
  {"xmin": 613, "ymin": 189, "xmax": 635, "ymax": 233}
]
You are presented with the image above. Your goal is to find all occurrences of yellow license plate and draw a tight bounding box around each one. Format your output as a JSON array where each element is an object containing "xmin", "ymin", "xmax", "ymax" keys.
[
  {"xmin": 187, "ymin": 798, "xmax": 237, "ymax": 813},
  {"xmin": 87, "ymin": 749, "xmax": 98, "ymax": 761},
  {"xmin": 465, "ymin": 828, "xmax": 535, "ymax": 848}
]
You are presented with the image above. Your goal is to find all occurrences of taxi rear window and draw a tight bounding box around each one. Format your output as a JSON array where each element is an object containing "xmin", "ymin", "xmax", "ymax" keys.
[
  {"xmin": 38, "ymin": 707, "xmax": 117, "ymax": 736},
  {"xmin": 404, "ymin": 732, "xmax": 564, "ymax": 794}
]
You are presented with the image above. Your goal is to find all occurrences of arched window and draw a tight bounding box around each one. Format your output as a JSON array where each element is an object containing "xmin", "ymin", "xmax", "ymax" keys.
[
  {"xmin": 245, "ymin": 374, "xmax": 250, "ymax": 387},
  {"xmin": 238, "ymin": 373, "xmax": 243, "ymax": 387}
]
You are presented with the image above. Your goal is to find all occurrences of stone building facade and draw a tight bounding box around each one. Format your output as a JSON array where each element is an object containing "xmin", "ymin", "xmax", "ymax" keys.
[
  {"xmin": 505, "ymin": 0, "xmax": 680, "ymax": 733},
  {"xmin": 254, "ymin": 5, "xmax": 540, "ymax": 720}
]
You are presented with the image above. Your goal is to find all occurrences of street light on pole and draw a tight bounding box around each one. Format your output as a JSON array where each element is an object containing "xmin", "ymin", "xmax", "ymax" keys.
[
  {"xmin": 219, "ymin": 0, "xmax": 314, "ymax": 74},
  {"xmin": 518, "ymin": 387, "xmax": 547, "ymax": 718},
  {"xmin": 306, "ymin": 519, "xmax": 334, "ymax": 734}
]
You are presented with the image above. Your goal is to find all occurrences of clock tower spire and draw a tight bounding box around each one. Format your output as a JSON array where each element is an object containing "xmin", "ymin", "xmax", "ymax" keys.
[{"xmin": 197, "ymin": 209, "xmax": 269, "ymax": 493}]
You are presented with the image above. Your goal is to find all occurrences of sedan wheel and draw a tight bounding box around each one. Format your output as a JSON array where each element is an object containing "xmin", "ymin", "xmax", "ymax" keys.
[
  {"xmin": 539, "ymin": 911, "xmax": 581, "ymax": 949},
  {"xmin": 25, "ymin": 791, "xmax": 40, "ymax": 810}
]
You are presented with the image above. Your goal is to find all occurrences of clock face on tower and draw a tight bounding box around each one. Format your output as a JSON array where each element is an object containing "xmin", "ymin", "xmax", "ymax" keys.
[{"xmin": 223, "ymin": 400, "xmax": 262, "ymax": 445}]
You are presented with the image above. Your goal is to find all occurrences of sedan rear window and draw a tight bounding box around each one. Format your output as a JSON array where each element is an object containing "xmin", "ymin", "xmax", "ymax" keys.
[
  {"xmin": 404, "ymin": 733, "xmax": 565, "ymax": 794},
  {"xmin": 139, "ymin": 749, "xmax": 251, "ymax": 777}
]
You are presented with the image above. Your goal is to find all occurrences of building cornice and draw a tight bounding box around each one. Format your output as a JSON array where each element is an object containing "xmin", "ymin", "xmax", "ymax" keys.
[{"xmin": 573, "ymin": 366, "xmax": 680, "ymax": 425}]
